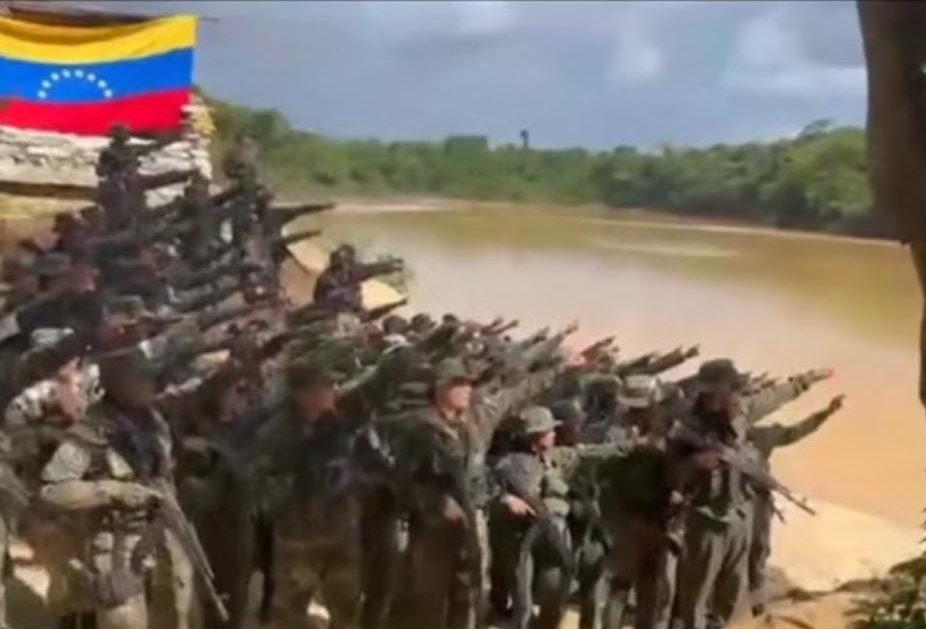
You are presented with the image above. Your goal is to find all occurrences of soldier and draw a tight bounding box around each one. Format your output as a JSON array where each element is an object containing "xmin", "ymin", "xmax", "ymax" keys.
[
  {"xmin": 5, "ymin": 329, "xmax": 99, "ymax": 430},
  {"xmin": 592, "ymin": 375, "xmax": 679, "ymax": 629},
  {"xmin": 672, "ymin": 359, "xmax": 830, "ymax": 629},
  {"xmin": 36, "ymin": 351, "xmax": 177, "ymax": 629},
  {"xmin": 313, "ymin": 245, "xmax": 403, "ymax": 313},
  {"xmin": 257, "ymin": 362, "xmax": 381, "ymax": 629},
  {"xmin": 488, "ymin": 405, "xmax": 573, "ymax": 629},
  {"xmin": 389, "ymin": 345, "xmax": 578, "ymax": 629},
  {"xmin": 221, "ymin": 133, "xmax": 259, "ymax": 186},
  {"xmin": 746, "ymin": 394, "xmax": 845, "ymax": 615}
]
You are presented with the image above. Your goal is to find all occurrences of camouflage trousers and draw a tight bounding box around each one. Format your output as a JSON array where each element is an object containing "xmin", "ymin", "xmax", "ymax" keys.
[
  {"xmin": 359, "ymin": 489, "xmax": 404, "ymax": 629},
  {"xmin": 489, "ymin": 511, "xmax": 571, "ymax": 629},
  {"xmin": 268, "ymin": 535, "xmax": 362, "ymax": 629},
  {"xmin": 601, "ymin": 517, "xmax": 676, "ymax": 629},
  {"xmin": 747, "ymin": 494, "xmax": 773, "ymax": 605},
  {"xmin": 575, "ymin": 527, "xmax": 608, "ymax": 629},
  {"xmin": 30, "ymin": 523, "xmax": 192, "ymax": 629},
  {"xmin": 390, "ymin": 507, "xmax": 487, "ymax": 629},
  {"xmin": 675, "ymin": 509, "xmax": 753, "ymax": 629}
]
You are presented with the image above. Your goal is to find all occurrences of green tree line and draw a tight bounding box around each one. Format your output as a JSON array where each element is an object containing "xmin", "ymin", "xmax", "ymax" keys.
[{"xmin": 206, "ymin": 94, "xmax": 887, "ymax": 237}]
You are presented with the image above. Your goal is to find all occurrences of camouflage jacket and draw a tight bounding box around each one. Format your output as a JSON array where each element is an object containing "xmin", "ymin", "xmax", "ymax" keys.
[
  {"xmin": 395, "ymin": 366, "xmax": 560, "ymax": 508},
  {"xmin": 672, "ymin": 380, "xmax": 809, "ymax": 525},
  {"xmin": 493, "ymin": 444, "xmax": 629, "ymax": 529},
  {"xmin": 40, "ymin": 403, "xmax": 174, "ymax": 526}
]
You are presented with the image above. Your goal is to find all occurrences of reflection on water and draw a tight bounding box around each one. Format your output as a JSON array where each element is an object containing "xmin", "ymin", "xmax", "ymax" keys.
[{"xmin": 306, "ymin": 204, "xmax": 926, "ymax": 527}]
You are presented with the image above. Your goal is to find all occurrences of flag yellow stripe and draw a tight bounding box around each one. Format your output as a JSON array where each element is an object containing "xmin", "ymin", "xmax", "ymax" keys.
[{"xmin": 0, "ymin": 15, "xmax": 196, "ymax": 64}]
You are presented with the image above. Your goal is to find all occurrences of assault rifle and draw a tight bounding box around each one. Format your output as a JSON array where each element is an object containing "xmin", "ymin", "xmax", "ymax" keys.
[
  {"xmin": 147, "ymin": 478, "xmax": 230, "ymax": 622},
  {"xmin": 670, "ymin": 422, "xmax": 816, "ymax": 516}
]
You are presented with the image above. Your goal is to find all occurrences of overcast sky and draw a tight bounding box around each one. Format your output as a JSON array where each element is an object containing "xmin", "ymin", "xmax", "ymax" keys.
[{"xmin": 110, "ymin": 1, "xmax": 866, "ymax": 150}]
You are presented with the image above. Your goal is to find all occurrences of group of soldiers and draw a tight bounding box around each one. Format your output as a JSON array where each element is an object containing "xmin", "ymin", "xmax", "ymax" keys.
[{"xmin": 0, "ymin": 127, "xmax": 843, "ymax": 629}]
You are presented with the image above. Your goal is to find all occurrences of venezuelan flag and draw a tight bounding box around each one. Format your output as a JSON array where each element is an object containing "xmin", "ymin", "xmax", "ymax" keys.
[{"xmin": 0, "ymin": 15, "xmax": 197, "ymax": 135}]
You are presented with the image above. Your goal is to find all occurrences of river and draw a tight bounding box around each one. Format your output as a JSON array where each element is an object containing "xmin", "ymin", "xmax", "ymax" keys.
[{"xmin": 305, "ymin": 202, "xmax": 926, "ymax": 558}]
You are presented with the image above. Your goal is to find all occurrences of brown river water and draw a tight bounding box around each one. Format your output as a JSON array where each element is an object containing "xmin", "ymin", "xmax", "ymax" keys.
[{"xmin": 306, "ymin": 202, "xmax": 926, "ymax": 533}]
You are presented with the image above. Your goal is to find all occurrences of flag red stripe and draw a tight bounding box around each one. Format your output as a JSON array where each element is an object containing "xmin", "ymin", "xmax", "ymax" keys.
[{"xmin": 0, "ymin": 88, "xmax": 190, "ymax": 135}]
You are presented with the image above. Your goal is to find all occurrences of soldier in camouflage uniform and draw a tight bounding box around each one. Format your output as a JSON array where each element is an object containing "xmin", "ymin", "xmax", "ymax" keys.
[
  {"xmin": 488, "ymin": 406, "xmax": 574, "ymax": 629},
  {"xmin": 388, "ymin": 351, "xmax": 575, "ymax": 629},
  {"xmin": 746, "ymin": 394, "xmax": 844, "ymax": 615},
  {"xmin": 592, "ymin": 375, "xmax": 679, "ymax": 629},
  {"xmin": 312, "ymin": 245, "xmax": 403, "ymax": 313},
  {"xmin": 256, "ymin": 362, "xmax": 380, "ymax": 629},
  {"xmin": 672, "ymin": 359, "xmax": 830, "ymax": 629},
  {"xmin": 36, "ymin": 351, "xmax": 177, "ymax": 629}
]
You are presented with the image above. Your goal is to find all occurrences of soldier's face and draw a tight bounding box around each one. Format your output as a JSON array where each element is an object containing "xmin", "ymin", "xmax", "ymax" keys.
[
  {"xmin": 533, "ymin": 429, "xmax": 557, "ymax": 451},
  {"xmin": 54, "ymin": 358, "xmax": 82, "ymax": 385},
  {"xmin": 295, "ymin": 384, "xmax": 337, "ymax": 418},
  {"xmin": 702, "ymin": 390, "xmax": 735, "ymax": 413},
  {"xmin": 438, "ymin": 381, "xmax": 472, "ymax": 412}
]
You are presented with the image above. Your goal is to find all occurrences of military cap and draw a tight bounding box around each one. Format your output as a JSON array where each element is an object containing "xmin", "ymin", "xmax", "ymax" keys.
[
  {"xmin": 287, "ymin": 361, "xmax": 339, "ymax": 390},
  {"xmin": 433, "ymin": 357, "xmax": 473, "ymax": 386},
  {"xmin": 33, "ymin": 253, "xmax": 72, "ymax": 278},
  {"xmin": 696, "ymin": 358, "xmax": 748, "ymax": 393},
  {"xmin": 516, "ymin": 405, "xmax": 561, "ymax": 435},
  {"xmin": 618, "ymin": 374, "xmax": 664, "ymax": 409}
]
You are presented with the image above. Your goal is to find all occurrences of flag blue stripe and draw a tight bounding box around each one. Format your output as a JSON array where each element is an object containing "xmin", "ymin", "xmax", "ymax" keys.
[{"xmin": 0, "ymin": 47, "xmax": 192, "ymax": 103}]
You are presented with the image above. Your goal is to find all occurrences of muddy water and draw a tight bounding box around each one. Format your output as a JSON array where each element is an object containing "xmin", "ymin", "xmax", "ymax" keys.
[{"xmin": 308, "ymin": 203, "xmax": 926, "ymax": 529}]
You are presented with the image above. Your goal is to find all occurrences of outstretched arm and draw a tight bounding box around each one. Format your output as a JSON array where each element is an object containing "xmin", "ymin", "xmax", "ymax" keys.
[
  {"xmin": 771, "ymin": 395, "xmax": 845, "ymax": 449},
  {"xmin": 743, "ymin": 368, "xmax": 833, "ymax": 425}
]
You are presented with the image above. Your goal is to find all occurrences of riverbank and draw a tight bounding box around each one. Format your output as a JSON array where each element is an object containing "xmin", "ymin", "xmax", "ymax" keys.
[{"xmin": 326, "ymin": 196, "xmax": 901, "ymax": 248}]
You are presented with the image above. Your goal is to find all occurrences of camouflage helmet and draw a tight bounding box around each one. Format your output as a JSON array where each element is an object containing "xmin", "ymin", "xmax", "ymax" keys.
[
  {"xmin": 329, "ymin": 244, "xmax": 357, "ymax": 266},
  {"xmin": 696, "ymin": 358, "xmax": 749, "ymax": 394},
  {"xmin": 409, "ymin": 313, "xmax": 436, "ymax": 332},
  {"xmin": 516, "ymin": 405, "xmax": 561, "ymax": 436},
  {"xmin": 433, "ymin": 357, "xmax": 473, "ymax": 386},
  {"xmin": 109, "ymin": 124, "xmax": 130, "ymax": 143},
  {"xmin": 381, "ymin": 314, "xmax": 408, "ymax": 335},
  {"xmin": 618, "ymin": 374, "xmax": 664, "ymax": 409}
]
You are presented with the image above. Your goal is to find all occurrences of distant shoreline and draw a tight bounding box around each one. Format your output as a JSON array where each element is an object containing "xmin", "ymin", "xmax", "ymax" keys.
[{"xmin": 323, "ymin": 197, "xmax": 903, "ymax": 249}]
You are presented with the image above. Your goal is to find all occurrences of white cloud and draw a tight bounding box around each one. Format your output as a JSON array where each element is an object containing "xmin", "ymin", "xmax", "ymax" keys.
[
  {"xmin": 455, "ymin": 1, "xmax": 517, "ymax": 38},
  {"xmin": 723, "ymin": 6, "xmax": 865, "ymax": 99},
  {"xmin": 359, "ymin": 1, "xmax": 517, "ymax": 46},
  {"xmin": 606, "ymin": 2, "xmax": 704, "ymax": 86},
  {"xmin": 610, "ymin": 15, "xmax": 664, "ymax": 84}
]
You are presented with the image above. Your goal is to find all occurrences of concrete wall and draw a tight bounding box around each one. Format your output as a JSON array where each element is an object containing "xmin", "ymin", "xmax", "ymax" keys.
[{"xmin": 0, "ymin": 95, "xmax": 213, "ymax": 204}]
